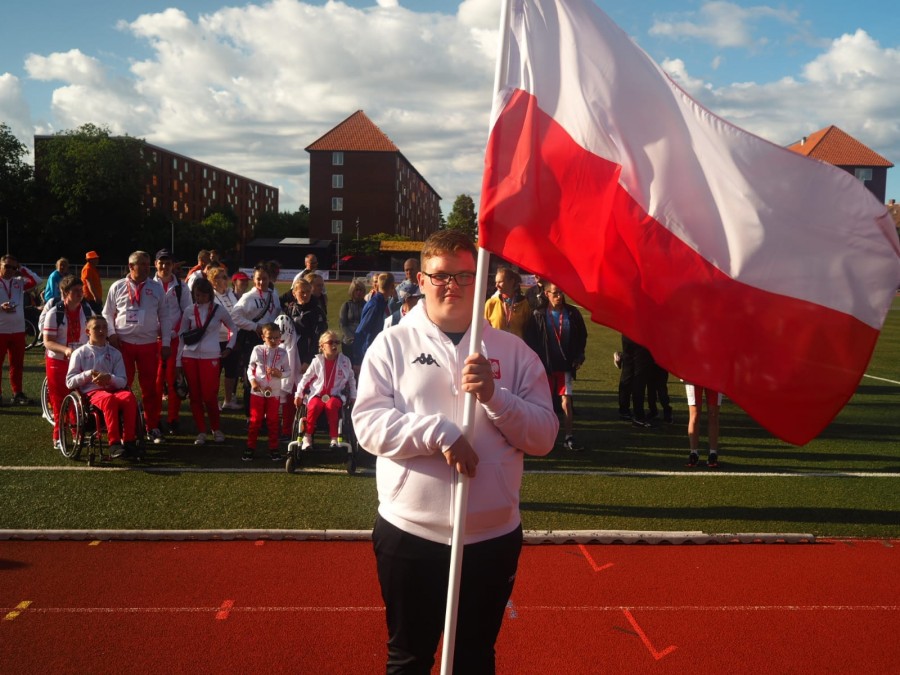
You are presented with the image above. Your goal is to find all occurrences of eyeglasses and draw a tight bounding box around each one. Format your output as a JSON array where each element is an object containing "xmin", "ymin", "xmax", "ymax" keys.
[
  {"xmin": 322, "ymin": 340, "xmax": 341, "ymax": 346},
  {"xmin": 2, "ymin": 264, "xmax": 18, "ymax": 270},
  {"xmin": 422, "ymin": 271, "xmax": 476, "ymax": 287}
]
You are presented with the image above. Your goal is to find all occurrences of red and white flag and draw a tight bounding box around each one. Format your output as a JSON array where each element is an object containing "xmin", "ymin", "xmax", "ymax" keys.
[{"xmin": 479, "ymin": 0, "xmax": 900, "ymax": 444}]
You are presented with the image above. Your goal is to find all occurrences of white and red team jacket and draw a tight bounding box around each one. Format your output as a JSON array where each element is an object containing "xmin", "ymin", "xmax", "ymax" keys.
[
  {"xmin": 351, "ymin": 302, "xmax": 559, "ymax": 546},
  {"xmin": 176, "ymin": 302, "xmax": 237, "ymax": 366},
  {"xmin": 154, "ymin": 274, "xmax": 191, "ymax": 343},
  {"xmin": 247, "ymin": 344, "xmax": 290, "ymax": 398},
  {"xmin": 102, "ymin": 276, "xmax": 171, "ymax": 347},
  {"xmin": 65, "ymin": 343, "xmax": 128, "ymax": 395},
  {"xmin": 0, "ymin": 265, "xmax": 40, "ymax": 335}
]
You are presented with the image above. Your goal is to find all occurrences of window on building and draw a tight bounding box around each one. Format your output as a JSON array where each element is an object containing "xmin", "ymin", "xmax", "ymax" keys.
[
  {"xmin": 173, "ymin": 158, "xmax": 178, "ymax": 169},
  {"xmin": 332, "ymin": 152, "xmax": 344, "ymax": 166},
  {"xmin": 855, "ymin": 167, "xmax": 873, "ymax": 183},
  {"xmin": 332, "ymin": 197, "xmax": 343, "ymax": 211},
  {"xmin": 332, "ymin": 174, "xmax": 344, "ymax": 188}
]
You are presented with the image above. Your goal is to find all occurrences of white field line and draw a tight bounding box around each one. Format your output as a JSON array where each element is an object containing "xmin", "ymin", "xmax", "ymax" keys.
[
  {"xmin": 1, "ymin": 465, "xmax": 898, "ymax": 478},
  {"xmin": 862, "ymin": 374, "xmax": 900, "ymax": 385}
]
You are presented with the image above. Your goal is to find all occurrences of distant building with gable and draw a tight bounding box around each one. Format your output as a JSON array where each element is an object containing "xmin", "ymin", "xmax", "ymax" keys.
[
  {"xmin": 787, "ymin": 125, "xmax": 893, "ymax": 204},
  {"xmin": 305, "ymin": 110, "xmax": 442, "ymax": 243}
]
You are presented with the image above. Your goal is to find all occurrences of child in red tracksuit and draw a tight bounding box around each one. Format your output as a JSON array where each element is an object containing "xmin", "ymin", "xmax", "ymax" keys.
[
  {"xmin": 65, "ymin": 316, "xmax": 140, "ymax": 460},
  {"xmin": 244, "ymin": 322, "xmax": 288, "ymax": 462}
]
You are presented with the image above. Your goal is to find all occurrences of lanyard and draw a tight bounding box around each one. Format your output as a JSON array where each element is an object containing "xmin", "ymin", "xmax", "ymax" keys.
[
  {"xmin": 193, "ymin": 303, "xmax": 211, "ymax": 328},
  {"xmin": 551, "ymin": 308, "xmax": 565, "ymax": 347},
  {"xmin": 126, "ymin": 279, "xmax": 145, "ymax": 307},
  {"xmin": 0, "ymin": 277, "xmax": 12, "ymax": 301},
  {"xmin": 501, "ymin": 294, "xmax": 514, "ymax": 328},
  {"xmin": 322, "ymin": 357, "xmax": 338, "ymax": 394},
  {"xmin": 66, "ymin": 306, "xmax": 82, "ymax": 345},
  {"xmin": 263, "ymin": 347, "xmax": 281, "ymax": 383}
]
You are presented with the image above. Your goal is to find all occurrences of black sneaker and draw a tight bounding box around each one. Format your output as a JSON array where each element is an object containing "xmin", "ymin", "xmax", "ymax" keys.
[
  {"xmin": 631, "ymin": 418, "xmax": 653, "ymax": 429},
  {"xmin": 242, "ymin": 448, "xmax": 254, "ymax": 462},
  {"xmin": 563, "ymin": 435, "xmax": 578, "ymax": 451},
  {"xmin": 12, "ymin": 392, "xmax": 30, "ymax": 406},
  {"xmin": 269, "ymin": 450, "xmax": 282, "ymax": 462},
  {"xmin": 663, "ymin": 407, "xmax": 674, "ymax": 424},
  {"xmin": 619, "ymin": 411, "xmax": 632, "ymax": 422},
  {"xmin": 687, "ymin": 452, "xmax": 699, "ymax": 467},
  {"xmin": 109, "ymin": 443, "xmax": 126, "ymax": 459},
  {"xmin": 165, "ymin": 419, "xmax": 179, "ymax": 436},
  {"xmin": 707, "ymin": 452, "xmax": 719, "ymax": 468}
]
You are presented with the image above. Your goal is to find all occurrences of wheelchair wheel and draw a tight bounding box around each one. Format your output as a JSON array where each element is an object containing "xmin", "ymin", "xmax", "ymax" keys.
[
  {"xmin": 40, "ymin": 377, "xmax": 54, "ymax": 425},
  {"xmin": 285, "ymin": 452, "xmax": 297, "ymax": 474},
  {"xmin": 23, "ymin": 315, "xmax": 40, "ymax": 351},
  {"xmin": 58, "ymin": 393, "xmax": 84, "ymax": 460}
]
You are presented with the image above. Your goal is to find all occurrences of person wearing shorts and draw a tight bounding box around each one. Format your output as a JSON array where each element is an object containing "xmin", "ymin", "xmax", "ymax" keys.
[
  {"xmin": 525, "ymin": 283, "xmax": 587, "ymax": 451},
  {"xmin": 684, "ymin": 383, "xmax": 723, "ymax": 468}
]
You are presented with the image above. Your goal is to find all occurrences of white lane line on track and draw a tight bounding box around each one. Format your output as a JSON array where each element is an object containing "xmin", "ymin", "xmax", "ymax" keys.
[
  {"xmin": 1, "ymin": 466, "xmax": 898, "ymax": 477},
  {"xmin": 12, "ymin": 604, "xmax": 899, "ymax": 614}
]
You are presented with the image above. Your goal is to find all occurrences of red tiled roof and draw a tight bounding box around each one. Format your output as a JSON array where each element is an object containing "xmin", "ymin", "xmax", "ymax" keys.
[
  {"xmin": 787, "ymin": 125, "xmax": 893, "ymax": 167},
  {"xmin": 305, "ymin": 110, "xmax": 399, "ymax": 152}
]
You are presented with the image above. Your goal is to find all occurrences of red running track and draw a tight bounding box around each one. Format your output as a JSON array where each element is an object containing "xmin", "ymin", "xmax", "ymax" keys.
[{"xmin": 1, "ymin": 539, "xmax": 898, "ymax": 674}]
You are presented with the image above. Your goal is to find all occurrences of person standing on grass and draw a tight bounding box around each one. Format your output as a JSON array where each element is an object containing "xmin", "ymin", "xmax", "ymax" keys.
[
  {"xmin": 352, "ymin": 230, "xmax": 558, "ymax": 674},
  {"xmin": 244, "ymin": 322, "xmax": 288, "ymax": 462},
  {"xmin": 103, "ymin": 250, "xmax": 171, "ymax": 447},
  {"xmin": 41, "ymin": 275, "xmax": 94, "ymax": 449},
  {"xmin": 209, "ymin": 267, "xmax": 242, "ymax": 411},
  {"xmin": 484, "ymin": 266, "xmax": 532, "ymax": 339},
  {"xmin": 65, "ymin": 316, "xmax": 140, "ymax": 459},
  {"xmin": 525, "ymin": 283, "xmax": 587, "ymax": 451},
  {"xmin": 43, "ymin": 258, "xmax": 69, "ymax": 305},
  {"xmin": 232, "ymin": 263, "xmax": 281, "ymax": 419},
  {"xmin": 354, "ymin": 272, "xmax": 394, "ymax": 365},
  {"xmin": 81, "ymin": 251, "xmax": 103, "ymax": 313},
  {"xmin": 685, "ymin": 383, "xmax": 722, "ymax": 468},
  {"xmin": 0, "ymin": 254, "xmax": 41, "ymax": 406},
  {"xmin": 153, "ymin": 249, "xmax": 192, "ymax": 436},
  {"xmin": 176, "ymin": 277, "xmax": 236, "ymax": 446}
]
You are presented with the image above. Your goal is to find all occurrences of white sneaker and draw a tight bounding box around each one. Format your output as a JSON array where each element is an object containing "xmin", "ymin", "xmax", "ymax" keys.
[
  {"xmin": 149, "ymin": 428, "xmax": 164, "ymax": 444},
  {"xmin": 301, "ymin": 435, "xmax": 312, "ymax": 450},
  {"xmin": 329, "ymin": 438, "xmax": 339, "ymax": 448},
  {"xmin": 194, "ymin": 433, "xmax": 207, "ymax": 445},
  {"xmin": 53, "ymin": 439, "xmax": 62, "ymax": 451},
  {"xmin": 212, "ymin": 430, "xmax": 225, "ymax": 443},
  {"xmin": 221, "ymin": 400, "xmax": 242, "ymax": 410}
]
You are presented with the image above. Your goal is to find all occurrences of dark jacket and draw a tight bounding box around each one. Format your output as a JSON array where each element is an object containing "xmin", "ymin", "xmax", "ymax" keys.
[
  {"xmin": 526, "ymin": 302, "xmax": 587, "ymax": 376},
  {"xmin": 284, "ymin": 300, "xmax": 327, "ymax": 365}
]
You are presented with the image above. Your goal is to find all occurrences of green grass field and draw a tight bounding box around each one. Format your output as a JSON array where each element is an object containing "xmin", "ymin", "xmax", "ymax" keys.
[{"xmin": 1, "ymin": 283, "xmax": 897, "ymax": 537}]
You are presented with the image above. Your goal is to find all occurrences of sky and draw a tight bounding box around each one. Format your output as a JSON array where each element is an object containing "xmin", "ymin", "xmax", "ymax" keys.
[{"xmin": 2, "ymin": 0, "xmax": 899, "ymax": 216}]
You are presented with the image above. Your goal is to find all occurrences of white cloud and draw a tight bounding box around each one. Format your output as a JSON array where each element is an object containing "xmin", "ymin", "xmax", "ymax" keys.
[
  {"xmin": 0, "ymin": 73, "xmax": 32, "ymax": 142},
  {"xmin": 13, "ymin": 1, "xmax": 900, "ymax": 213},
  {"xmin": 650, "ymin": 1, "xmax": 798, "ymax": 49}
]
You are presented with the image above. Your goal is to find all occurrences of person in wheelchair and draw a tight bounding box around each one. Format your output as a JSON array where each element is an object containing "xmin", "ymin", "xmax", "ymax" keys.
[
  {"xmin": 65, "ymin": 316, "xmax": 140, "ymax": 459},
  {"xmin": 294, "ymin": 330, "xmax": 357, "ymax": 450}
]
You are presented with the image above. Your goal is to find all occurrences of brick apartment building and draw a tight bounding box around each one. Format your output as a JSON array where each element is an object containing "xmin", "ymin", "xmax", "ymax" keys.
[
  {"xmin": 34, "ymin": 136, "xmax": 279, "ymax": 256},
  {"xmin": 305, "ymin": 111, "xmax": 442, "ymax": 243}
]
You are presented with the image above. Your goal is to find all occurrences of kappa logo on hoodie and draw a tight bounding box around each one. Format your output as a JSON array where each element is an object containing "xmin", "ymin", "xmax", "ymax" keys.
[{"xmin": 411, "ymin": 353, "xmax": 441, "ymax": 367}]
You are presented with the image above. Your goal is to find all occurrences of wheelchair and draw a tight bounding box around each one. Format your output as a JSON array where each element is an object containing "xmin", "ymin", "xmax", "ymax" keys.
[
  {"xmin": 41, "ymin": 376, "xmax": 54, "ymax": 425},
  {"xmin": 57, "ymin": 389, "xmax": 146, "ymax": 466},
  {"xmin": 286, "ymin": 391, "xmax": 360, "ymax": 475}
]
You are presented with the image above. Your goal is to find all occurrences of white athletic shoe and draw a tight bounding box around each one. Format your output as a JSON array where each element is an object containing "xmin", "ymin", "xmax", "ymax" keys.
[
  {"xmin": 194, "ymin": 433, "xmax": 207, "ymax": 445},
  {"xmin": 212, "ymin": 430, "xmax": 225, "ymax": 443},
  {"xmin": 301, "ymin": 435, "xmax": 313, "ymax": 450}
]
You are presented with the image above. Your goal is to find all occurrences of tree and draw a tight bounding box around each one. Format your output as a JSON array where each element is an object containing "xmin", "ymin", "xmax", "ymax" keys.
[
  {"xmin": 446, "ymin": 194, "xmax": 477, "ymax": 240},
  {"xmin": 0, "ymin": 123, "xmax": 34, "ymax": 249},
  {"xmin": 254, "ymin": 206, "xmax": 310, "ymax": 239},
  {"xmin": 36, "ymin": 123, "xmax": 149, "ymax": 260}
]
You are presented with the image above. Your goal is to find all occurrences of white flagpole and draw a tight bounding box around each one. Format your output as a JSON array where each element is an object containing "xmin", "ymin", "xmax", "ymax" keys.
[{"xmin": 440, "ymin": 0, "xmax": 512, "ymax": 672}]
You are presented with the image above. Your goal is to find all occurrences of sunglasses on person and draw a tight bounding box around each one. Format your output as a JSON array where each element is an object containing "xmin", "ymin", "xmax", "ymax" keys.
[{"xmin": 322, "ymin": 339, "xmax": 341, "ymax": 346}]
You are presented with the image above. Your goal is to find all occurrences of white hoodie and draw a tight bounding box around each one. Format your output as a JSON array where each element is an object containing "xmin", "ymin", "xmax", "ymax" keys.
[{"xmin": 352, "ymin": 302, "xmax": 558, "ymax": 545}]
